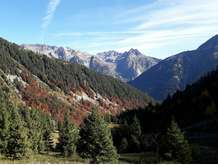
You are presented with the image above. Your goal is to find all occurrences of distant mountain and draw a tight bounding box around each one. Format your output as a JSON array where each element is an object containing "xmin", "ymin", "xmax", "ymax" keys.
[
  {"xmin": 22, "ymin": 45, "xmax": 160, "ymax": 82},
  {"xmin": 95, "ymin": 49, "xmax": 161, "ymax": 81},
  {"xmin": 1, "ymin": 38, "xmax": 152, "ymax": 124},
  {"xmin": 21, "ymin": 44, "xmax": 92, "ymax": 67},
  {"xmin": 130, "ymin": 35, "xmax": 218, "ymax": 101}
]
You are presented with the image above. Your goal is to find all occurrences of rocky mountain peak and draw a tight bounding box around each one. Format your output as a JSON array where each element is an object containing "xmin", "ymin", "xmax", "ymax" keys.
[
  {"xmin": 23, "ymin": 45, "xmax": 160, "ymax": 82},
  {"xmin": 127, "ymin": 48, "xmax": 143, "ymax": 56}
]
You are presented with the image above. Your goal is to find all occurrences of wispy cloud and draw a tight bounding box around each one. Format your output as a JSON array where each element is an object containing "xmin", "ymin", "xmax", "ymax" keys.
[
  {"xmin": 115, "ymin": 0, "xmax": 218, "ymax": 56},
  {"xmin": 41, "ymin": 0, "xmax": 61, "ymax": 40},
  {"xmin": 51, "ymin": 0, "xmax": 218, "ymax": 58}
]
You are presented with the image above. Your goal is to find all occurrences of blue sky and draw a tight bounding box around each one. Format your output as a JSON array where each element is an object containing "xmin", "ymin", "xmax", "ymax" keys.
[{"xmin": 0, "ymin": 0, "xmax": 218, "ymax": 59}]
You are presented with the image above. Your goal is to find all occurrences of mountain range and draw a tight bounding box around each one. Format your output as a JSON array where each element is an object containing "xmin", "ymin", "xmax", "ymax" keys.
[
  {"xmin": 23, "ymin": 35, "xmax": 218, "ymax": 102},
  {"xmin": 0, "ymin": 38, "xmax": 151, "ymax": 124},
  {"xmin": 130, "ymin": 35, "xmax": 218, "ymax": 101},
  {"xmin": 22, "ymin": 45, "xmax": 160, "ymax": 82}
]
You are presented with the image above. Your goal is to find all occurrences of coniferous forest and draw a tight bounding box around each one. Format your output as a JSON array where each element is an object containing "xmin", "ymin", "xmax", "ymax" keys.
[
  {"xmin": 0, "ymin": 35, "xmax": 218, "ymax": 164},
  {"xmin": 0, "ymin": 1, "xmax": 218, "ymax": 163}
]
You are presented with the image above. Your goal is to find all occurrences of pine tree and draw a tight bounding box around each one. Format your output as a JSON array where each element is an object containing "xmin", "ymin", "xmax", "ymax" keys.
[
  {"xmin": 0, "ymin": 89, "xmax": 10, "ymax": 153},
  {"xmin": 78, "ymin": 108, "xmax": 118, "ymax": 163},
  {"xmin": 59, "ymin": 112, "xmax": 79, "ymax": 157},
  {"xmin": 21, "ymin": 108, "xmax": 44, "ymax": 153},
  {"xmin": 160, "ymin": 117, "xmax": 192, "ymax": 163},
  {"xmin": 129, "ymin": 115, "xmax": 141, "ymax": 152},
  {"xmin": 130, "ymin": 115, "xmax": 142, "ymax": 137},
  {"xmin": 42, "ymin": 116, "xmax": 56, "ymax": 152},
  {"xmin": 0, "ymin": 103, "xmax": 10, "ymax": 153},
  {"xmin": 6, "ymin": 107, "xmax": 31, "ymax": 160}
]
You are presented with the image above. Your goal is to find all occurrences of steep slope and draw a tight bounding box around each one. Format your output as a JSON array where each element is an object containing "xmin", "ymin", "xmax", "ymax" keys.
[
  {"xmin": 95, "ymin": 49, "xmax": 160, "ymax": 81},
  {"xmin": 0, "ymin": 37, "xmax": 151, "ymax": 124},
  {"xmin": 23, "ymin": 45, "xmax": 160, "ymax": 82},
  {"xmin": 117, "ymin": 64, "xmax": 218, "ymax": 163},
  {"xmin": 130, "ymin": 35, "xmax": 218, "ymax": 101},
  {"xmin": 159, "ymin": 67, "xmax": 218, "ymax": 127},
  {"xmin": 89, "ymin": 56, "xmax": 118, "ymax": 78}
]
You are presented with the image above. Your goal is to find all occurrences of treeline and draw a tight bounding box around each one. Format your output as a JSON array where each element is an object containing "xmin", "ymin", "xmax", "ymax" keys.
[
  {"xmin": 116, "ymin": 66, "xmax": 218, "ymax": 134},
  {"xmin": 0, "ymin": 37, "xmax": 149, "ymax": 102},
  {"xmin": 110, "ymin": 111, "xmax": 192, "ymax": 163},
  {"xmin": 0, "ymin": 87, "xmax": 55, "ymax": 159},
  {"xmin": 111, "ymin": 66, "xmax": 218, "ymax": 163},
  {"xmin": 160, "ymin": 68, "xmax": 218, "ymax": 127}
]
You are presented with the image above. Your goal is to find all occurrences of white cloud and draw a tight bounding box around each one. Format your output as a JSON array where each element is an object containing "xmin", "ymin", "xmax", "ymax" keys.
[
  {"xmin": 51, "ymin": 0, "xmax": 218, "ymax": 58},
  {"xmin": 115, "ymin": 0, "xmax": 218, "ymax": 57},
  {"xmin": 41, "ymin": 0, "xmax": 61, "ymax": 31}
]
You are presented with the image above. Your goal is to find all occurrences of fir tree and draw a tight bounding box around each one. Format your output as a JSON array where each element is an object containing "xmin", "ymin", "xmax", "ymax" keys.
[
  {"xmin": 0, "ymin": 102, "xmax": 10, "ymax": 153},
  {"xmin": 6, "ymin": 107, "xmax": 31, "ymax": 160},
  {"xmin": 129, "ymin": 115, "xmax": 141, "ymax": 152},
  {"xmin": 59, "ymin": 112, "xmax": 79, "ymax": 157},
  {"xmin": 160, "ymin": 117, "xmax": 192, "ymax": 163},
  {"xmin": 130, "ymin": 115, "xmax": 142, "ymax": 137},
  {"xmin": 78, "ymin": 108, "xmax": 118, "ymax": 163},
  {"xmin": 21, "ymin": 108, "xmax": 44, "ymax": 153}
]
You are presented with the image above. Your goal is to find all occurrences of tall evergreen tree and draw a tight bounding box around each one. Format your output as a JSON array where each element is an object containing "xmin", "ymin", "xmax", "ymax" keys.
[
  {"xmin": 6, "ymin": 107, "xmax": 31, "ymax": 160},
  {"xmin": 160, "ymin": 117, "xmax": 192, "ymax": 163},
  {"xmin": 78, "ymin": 108, "xmax": 118, "ymax": 163},
  {"xmin": 59, "ymin": 112, "xmax": 79, "ymax": 157},
  {"xmin": 0, "ymin": 102, "xmax": 10, "ymax": 153},
  {"xmin": 129, "ymin": 115, "xmax": 142, "ymax": 152},
  {"xmin": 130, "ymin": 115, "xmax": 142, "ymax": 137},
  {"xmin": 0, "ymin": 88, "xmax": 10, "ymax": 153},
  {"xmin": 21, "ymin": 108, "xmax": 44, "ymax": 153}
]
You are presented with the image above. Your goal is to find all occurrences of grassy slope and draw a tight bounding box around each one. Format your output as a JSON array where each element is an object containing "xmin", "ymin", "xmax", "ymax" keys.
[{"xmin": 0, "ymin": 152, "xmax": 86, "ymax": 164}]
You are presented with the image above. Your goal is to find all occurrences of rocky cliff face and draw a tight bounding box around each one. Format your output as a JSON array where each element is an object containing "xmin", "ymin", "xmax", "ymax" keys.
[{"xmin": 22, "ymin": 45, "xmax": 160, "ymax": 82}]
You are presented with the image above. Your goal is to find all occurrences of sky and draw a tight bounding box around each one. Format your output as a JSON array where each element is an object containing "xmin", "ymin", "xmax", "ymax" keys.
[{"xmin": 0, "ymin": 0, "xmax": 218, "ymax": 59}]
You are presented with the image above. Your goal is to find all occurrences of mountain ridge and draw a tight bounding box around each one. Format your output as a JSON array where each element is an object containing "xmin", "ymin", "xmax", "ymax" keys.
[
  {"xmin": 22, "ymin": 44, "xmax": 160, "ymax": 82},
  {"xmin": 130, "ymin": 35, "xmax": 218, "ymax": 101}
]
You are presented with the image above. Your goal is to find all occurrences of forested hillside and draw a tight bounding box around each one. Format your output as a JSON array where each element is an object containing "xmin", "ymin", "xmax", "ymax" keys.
[
  {"xmin": 0, "ymin": 37, "xmax": 151, "ymax": 124},
  {"xmin": 0, "ymin": 76, "xmax": 56, "ymax": 159},
  {"xmin": 0, "ymin": 74, "xmax": 118, "ymax": 163},
  {"xmin": 113, "ymin": 66, "xmax": 218, "ymax": 163}
]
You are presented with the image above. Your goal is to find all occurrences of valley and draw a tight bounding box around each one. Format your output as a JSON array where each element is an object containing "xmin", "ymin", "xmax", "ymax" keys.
[
  {"xmin": 1, "ymin": 0, "xmax": 218, "ymax": 163},
  {"xmin": 1, "ymin": 35, "xmax": 218, "ymax": 164}
]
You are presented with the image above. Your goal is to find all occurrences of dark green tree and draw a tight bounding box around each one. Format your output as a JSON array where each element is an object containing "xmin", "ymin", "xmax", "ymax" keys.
[
  {"xmin": 119, "ymin": 137, "xmax": 128, "ymax": 153},
  {"xmin": 5, "ymin": 107, "xmax": 31, "ymax": 160},
  {"xmin": 0, "ymin": 102, "xmax": 10, "ymax": 153},
  {"xmin": 130, "ymin": 115, "xmax": 142, "ymax": 137},
  {"xmin": 160, "ymin": 117, "xmax": 192, "ymax": 163},
  {"xmin": 129, "ymin": 115, "xmax": 141, "ymax": 152},
  {"xmin": 78, "ymin": 108, "xmax": 118, "ymax": 163},
  {"xmin": 21, "ymin": 108, "xmax": 44, "ymax": 153},
  {"xmin": 59, "ymin": 112, "xmax": 79, "ymax": 157}
]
